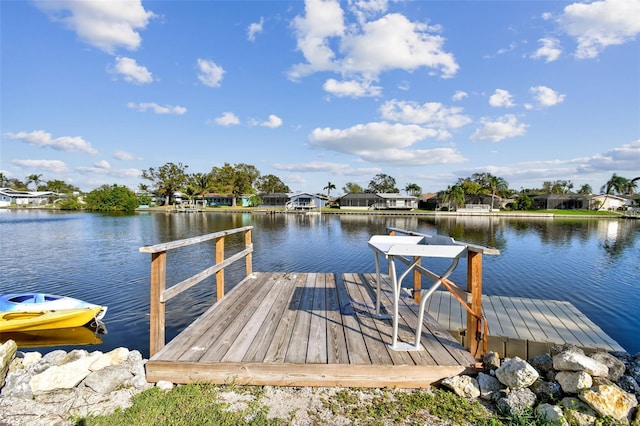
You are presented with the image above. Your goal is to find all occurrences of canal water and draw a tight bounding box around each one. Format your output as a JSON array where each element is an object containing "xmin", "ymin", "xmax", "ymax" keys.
[{"xmin": 1, "ymin": 209, "xmax": 638, "ymax": 358}]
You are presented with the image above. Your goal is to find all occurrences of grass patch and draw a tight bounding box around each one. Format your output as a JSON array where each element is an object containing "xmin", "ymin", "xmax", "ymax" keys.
[{"xmin": 75, "ymin": 384, "xmax": 582, "ymax": 426}]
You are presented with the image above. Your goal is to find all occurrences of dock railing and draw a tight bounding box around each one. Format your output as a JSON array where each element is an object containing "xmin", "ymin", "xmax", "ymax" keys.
[
  {"xmin": 139, "ymin": 226, "xmax": 254, "ymax": 356},
  {"xmin": 386, "ymin": 226, "xmax": 500, "ymax": 356}
]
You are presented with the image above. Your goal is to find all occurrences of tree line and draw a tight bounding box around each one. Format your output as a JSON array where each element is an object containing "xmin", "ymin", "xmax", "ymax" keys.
[{"xmin": 1, "ymin": 166, "xmax": 637, "ymax": 212}]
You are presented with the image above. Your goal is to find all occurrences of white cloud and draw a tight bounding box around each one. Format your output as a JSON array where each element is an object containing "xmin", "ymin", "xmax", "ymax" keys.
[
  {"xmin": 113, "ymin": 150, "xmax": 138, "ymax": 161},
  {"xmin": 557, "ymin": 0, "xmax": 640, "ymax": 59},
  {"xmin": 349, "ymin": 0, "xmax": 389, "ymax": 24},
  {"xmin": 307, "ymin": 121, "xmax": 466, "ymax": 165},
  {"xmin": 323, "ymin": 78, "xmax": 382, "ymax": 97},
  {"xmin": 76, "ymin": 161, "xmax": 141, "ymax": 178},
  {"xmin": 529, "ymin": 86, "xmax": 566, "ymax": 107},
  {"xmin": 452, "ymin": 91, "xmax": 468, "ymax": 101},
  {"xmin": 4, "ymin": 130, "xmax": 98, "ymax": 155},
  {"xmin": 197, "ymin": 58, "xmax": 225, "ymax": 88},
  {"xmin": 289, "ymin": 1, "xmax": 458, "ymax": 91},
  {"xmin": 489, "ymin": 89, "xmax": 516, "ymax": 108},
  {"xmin": 112, "ymin": 57, "xmax": 153, "ymax": 84},
  {"xmin": 261, "ymin": 114, "xmax": 283, "ymax": 128},
  {"xmin": 11, "ymin": 159, "xmax": 68, "ymax": 174},
  {"xmin": 35, "ymin": 0, "xmax": 155, "ymax": 54},
  {"xmin": 379, "ymin": 100, "xmax": 472, "ymax": 130},
  {"xmin": 470, "ymin": 114, "xmax": 527, "ymax": 142},
  {"xmin": 577, "ymin": 140, "xmax": 640, "ymax": 172},
  {"xmin": 248, "ymin": 17, "xmax": 264, "ymax": 41},
  {"xmin": 127, "ymin": 102, "xmax": 187, "ymax": 114},
  {"xmin": 214, "ymin": 112, "xmax": 240, "ymax": 126},
  {"xmin": 531, "ymin": 37, "xmax": 562, "ymax": 62}
]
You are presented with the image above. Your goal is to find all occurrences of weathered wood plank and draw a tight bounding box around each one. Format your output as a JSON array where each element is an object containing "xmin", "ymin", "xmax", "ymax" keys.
[
  {"xmin": 145, "ymin": 360, "xmax": 471, "ymax": 388},
  {"xmin": 284, "ymin": 274, "xmax": 316, "ymax": 363},
  {"xmin": 152, "ymin": 272, "xmax": 263, "ymax": 361},
  {"xmin": 242, "ymin": 273, "xmax": 301, "ymax": 363},
  {"xmin": 221, "ymin": 273, "xmax": 286, "ymax": 362},
  {"xmin": 139, "ymin": 227, "xmax": 253, "ymax": 253},
  {"xmin": 342, "ymin": 273, "xmax": 395, "ymax": 365},
  {"xmin": 335, "ymin": 274, "xmax": 371, "ymax": 364},
  {"xmin": 263, "ymin": 273, "xmax": 307, "ymax": 363},
  {"xmin": 561, "ymin": 302, "xmax": 624, "ymax": 351},
  {"xmin": 324, "ymin": 273, "xmax": 349, "ymax": 365},
  {"xmin": 198, "ymin": 273, "xmax": 277, "ymax": 362},
  {"xmin": 306, "ymin": 273, "xmax": 328, "ymax": 364}
]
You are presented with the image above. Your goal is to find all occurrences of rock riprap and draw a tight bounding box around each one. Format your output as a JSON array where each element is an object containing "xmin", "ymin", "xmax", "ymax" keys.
[{"xmin": 0, "ymin": 340, "xmax": 152, "ymax": 425}]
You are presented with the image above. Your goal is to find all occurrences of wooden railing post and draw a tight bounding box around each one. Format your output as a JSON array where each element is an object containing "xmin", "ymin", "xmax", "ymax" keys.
[
  {"xmin": 413, "ymin": 257, "xmax": 422, "ymax": 303},
  {"xmin": 149, "ymin": 251, "xmax": 166, "ymax": 357},
  {"xmin": 216, "ymin": 236, "xmax": 225, "ymax": 301},
  {"xmin": 466, "ymin": 250, "xmax": 483, "ymax": 357},
  {"xmin": 245, "ymin": 228, "xmax": 252, "ymax": 276}
]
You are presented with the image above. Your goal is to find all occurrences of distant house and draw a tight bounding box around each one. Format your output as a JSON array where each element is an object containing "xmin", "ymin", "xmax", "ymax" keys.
[
  {"xmin": 286, "ymin": 192, "xmax": 328, "ymax": 210},
  {"xmin": 531, "ymin": 194, "xmax": 591, "ymax": 210},
  {"xmin": 337, "ymin": 193, "xmax": 417, "ymax": 210},
  {"xmin": 258, "ymin": 193, "xmax": 289, "ymax": 208},
  {"xmin": 0, "ymin": 188, "xmax": 57, "ymax": 207},
  {"xmin": 591, "ymin": 194, "xmax": 630, "ymax": 211},
  {"xmin": 417, "ymin": 193, "xmax": 438, "ymax": 210},
  {"xmin": 203, "ymin": 193, "xmax": 251, "ymax": 207}
]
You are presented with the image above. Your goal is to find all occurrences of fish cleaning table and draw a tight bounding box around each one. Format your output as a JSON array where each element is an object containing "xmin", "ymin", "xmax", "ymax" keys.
[{"xmin": 368, "ymin": 235, "xmax": 467, "ymax": 351}]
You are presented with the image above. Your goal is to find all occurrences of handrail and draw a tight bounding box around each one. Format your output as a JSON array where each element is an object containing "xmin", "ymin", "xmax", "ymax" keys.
[
  {"xmin": 139, "ymin": 226, "xmax": 253, "ymax": 356},
  {"xmin": 385, "ymin": 226, "xmax": 499, "ymax": 357}
]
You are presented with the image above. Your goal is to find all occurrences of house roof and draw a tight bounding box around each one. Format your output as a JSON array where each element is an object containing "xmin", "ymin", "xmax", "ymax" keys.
[{"xmin": 377, "ymin": 193, "xmax": 417, "ymax": 200}]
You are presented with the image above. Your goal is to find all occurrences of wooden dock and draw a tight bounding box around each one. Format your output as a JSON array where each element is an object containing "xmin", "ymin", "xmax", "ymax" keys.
[
  {"xmin": 145, "ymin": 272, "xmax": 477, "ymax": 388},
  {"xmin": 141, "ymin": 226, "xmax": 625, "ymax": 389},
  {"xmin": 422, "ymin": 288, "xmax": 626, "ymax": 359}
]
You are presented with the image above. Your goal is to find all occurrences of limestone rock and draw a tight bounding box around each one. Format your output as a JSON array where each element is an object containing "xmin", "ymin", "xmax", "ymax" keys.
[
  {"xmin": 590, "ymin": 352, "xmax": 626, "ymax": 382},
  {"xmin": 156, "ymin": 380, "xmax": 174, "ymax": 391},
  {"xmin": 536, "ymin": 403, "xmax": 568, "ymax": 426},
  {"xmin": 441, "ymin": 375, "xmax": 480, "ymax": 398},
  {"xmin": 0, "ymin": 340, "xmax": 18, "ymax": 388},
  {"xmin": 530, "ymin": 379, "xmax": 562, "ymax": 404},
  {"xmin": 556, "ymin": 371, "xmax": 593, "ymax": 394},
  {"xmin": 90, "ymin": 347, "xmax": 130, "ymax": 371},
  {"xmin": 559, "ymin": 397, "xmax": 599, "ymax": 426},
  {"xmin": 496, "ymin": 387, "xmax": 537, "ymax": 416},
  {"xmin": 29, "ymin": 352, "xmax": 101, "ymax": 393},
  {"xmin": 579, "ymin": 384, "xmax": 638, "ymax": 422},
  {"xmin": 483, "ymin": 351, "xmax": 500, "ymax": 372},
  {"xmin": 495, "ymin": 357, "xmax": 539, "ymax": 389},
  {"xmin": 553, "ymin": 351, "xmax": 608, "ymax": 377},
  {"xmin": 529, "ymin": 353, "xmax": 554, "ymax": 375},
  {"xmin": 84, "ymin": 365, "xmax": 133, "ymax": 394},
  {"xmin": 477, "ymin": 372, "xmax": 502, "ymax": 401}
]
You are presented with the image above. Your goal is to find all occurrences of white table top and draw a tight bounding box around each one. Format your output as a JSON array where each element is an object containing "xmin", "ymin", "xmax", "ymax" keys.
[{"xmin": 368, "ymin": 234, "xmax": 466, "ymax": 258}]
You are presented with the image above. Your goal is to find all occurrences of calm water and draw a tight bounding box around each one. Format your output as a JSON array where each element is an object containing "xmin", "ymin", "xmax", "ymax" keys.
[{"xmin": 1, "ymin": 209, "xmax": 638, "ymax": 358}]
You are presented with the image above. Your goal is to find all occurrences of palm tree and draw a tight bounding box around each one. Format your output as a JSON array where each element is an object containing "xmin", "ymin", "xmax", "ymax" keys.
[
  {"xmin": 442, "ymin": 185, "xmax": 465, "ymax": 211},
  {"xmin": 323, "ymin": 182, "xmax": 336, "ymax": 199},
  {"xmin": 27, "ymin": 174, "xmax": 43, "ymax": 190},
  {"xmin": 486, "ymin": 175, "xmax": 509, "ymax": 210},
  {"xmin": 599, "ymin": 173, "xmax": 628, "ymax": 210},
  {"xmin": 403, "ymin": 183, "xmax": 421, "ymax": 197}
]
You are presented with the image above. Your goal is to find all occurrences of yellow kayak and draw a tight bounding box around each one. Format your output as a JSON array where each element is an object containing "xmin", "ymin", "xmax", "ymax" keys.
[{"xmin": 0, "ymin": 307, "xmax": 103, "ymax": 332}]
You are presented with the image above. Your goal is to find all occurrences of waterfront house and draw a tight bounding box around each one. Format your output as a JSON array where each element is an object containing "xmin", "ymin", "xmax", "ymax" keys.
[
  {"xmin": 0, "ymin": 188, "xmax": 57, "ymax": 207},
  {"xmin": 531, "ymin": 193, "xmax": 591, "ymax": 210},
  {"xmin": 258, "ymin": 192, "xmax": 289, "ymax": 208},
  {"xmin": 203, "ymin": 193, "xmax": 251, "ymax": 207},
  {"xmin": 591, "ymin": 194, "xmax": 630, "ymax": 211},
  {"xmin": 337, "ymin": 193, "xmax": 417, "ymax": 210},
  {"xmin": 286, "ymin": 192, "xmax": 328, "ymax": 210}
]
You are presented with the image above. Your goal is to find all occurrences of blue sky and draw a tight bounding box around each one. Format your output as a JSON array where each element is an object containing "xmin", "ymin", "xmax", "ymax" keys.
[{"xmin": 1, "ymin": 0, "xmax": 639, "ymax": 195}]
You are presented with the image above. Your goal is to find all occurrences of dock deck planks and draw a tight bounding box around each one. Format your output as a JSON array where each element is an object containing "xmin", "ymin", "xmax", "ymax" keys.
[
  {"xmin": 424, "ymin": 291, "xmax": 625, "ymax": 358},
  {"xmin": 146, "ymin": 271, "xmax": 625, "ymax": 387},
  {"xmin": 146, "ymin": 272, "xmax": 476, "ymax": 388}
]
